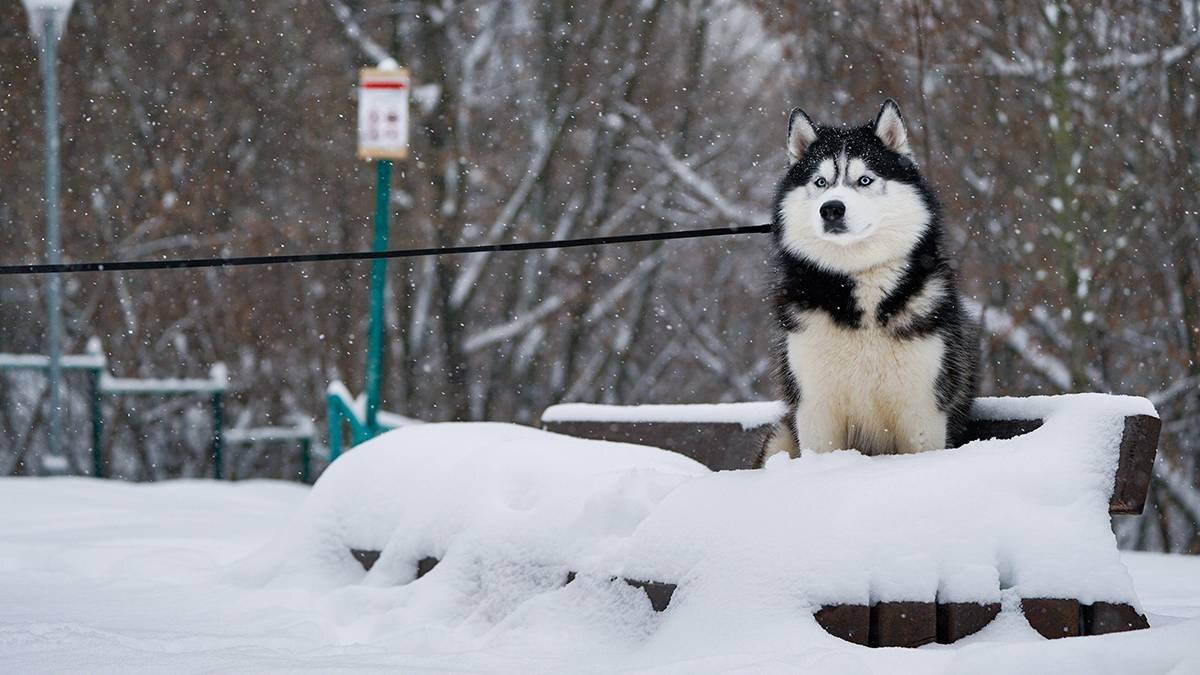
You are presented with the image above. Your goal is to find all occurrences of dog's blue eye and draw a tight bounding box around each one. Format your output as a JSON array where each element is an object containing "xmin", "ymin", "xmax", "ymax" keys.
[
  {"xmin": 814, "ymin": 177, "xmax": 827, "ymax": 188},
  {"xmin": 858, "ymin": 175, "xmax": 874, "ymax": 186}
]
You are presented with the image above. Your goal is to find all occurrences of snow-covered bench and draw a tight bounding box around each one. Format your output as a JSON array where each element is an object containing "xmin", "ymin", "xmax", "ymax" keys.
[
  {"xmin": 540, "ymin": 395, "xmax": 1161, "ymax": 515},
  {"xmin": 260, "ymin": 395, "xmax": 1160, "ymax": 649}
]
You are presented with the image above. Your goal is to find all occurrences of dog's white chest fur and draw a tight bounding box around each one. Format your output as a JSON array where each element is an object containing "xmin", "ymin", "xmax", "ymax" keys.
[{"xmin": 786, "ymin": 265, "xmax": 947, "ymax": 455}]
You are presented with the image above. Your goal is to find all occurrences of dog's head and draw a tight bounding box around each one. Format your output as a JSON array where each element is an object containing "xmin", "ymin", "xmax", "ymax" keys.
[{"xmin": 774, "ymin": 100, "xmax": 934, "ymax": 273}]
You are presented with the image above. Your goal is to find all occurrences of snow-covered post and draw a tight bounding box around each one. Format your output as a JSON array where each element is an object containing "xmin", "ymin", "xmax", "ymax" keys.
[
  {"xmin": 21, "ymin": 0, "xmax": 75, "ymax": 472},
  {"xmin": 84, "ymin": 337, "xmax": 106, "ymax": 478},
  {"xmin": 209, "ymin": 363, "xmax": 227, "ymax": 479},
  {"xmin": 356, "ymin": 60, "xmax": 408, "ymax": 439}
]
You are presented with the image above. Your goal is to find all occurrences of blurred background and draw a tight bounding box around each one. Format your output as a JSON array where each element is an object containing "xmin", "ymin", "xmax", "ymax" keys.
[{"xmin": 0, "ymin": 1, "xmax": 1197, "ymax": 552}]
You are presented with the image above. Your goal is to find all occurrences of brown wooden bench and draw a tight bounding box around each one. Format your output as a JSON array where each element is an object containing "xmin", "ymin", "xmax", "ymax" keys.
[
  {"xmin": 540, "ymin": 402, "xmax": 1160, "ymax": 515},
  {"xmin": 538, "ymin": 399, "xmax": 1161, "ymax": 645}
]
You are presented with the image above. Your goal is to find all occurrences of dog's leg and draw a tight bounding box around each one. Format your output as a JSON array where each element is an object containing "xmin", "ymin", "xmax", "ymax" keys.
[
  {"xmin": 794, "ymin": 403, "xmax": 845, "ymax": 453},
  {"xmin": 758, "ymin": 423, "xmax": 798, "ymax": 465},
  {"xmin": 893, "ymin": 405, "xmax": 947, "ymax": 454}
]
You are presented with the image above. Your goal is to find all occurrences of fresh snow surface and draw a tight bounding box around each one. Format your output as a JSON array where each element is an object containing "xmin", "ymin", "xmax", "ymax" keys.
[
  {"xmin": 541, "ymin": 400, "xmax": 788, "ymax": 428},
  {"xmin": 970, "ymin": 393, "xmax": 1157, "ymax": 421},
  {"xmin": 1, "ymin": 475, "xmax": 1199, "ymax": 673},
  {"xmin": 0, "ymin": 475, "xmax": 1195, "ymax": 667},
  {"xmin": 542, "ymin": 393, "xmax": 1156, "ymax": 430},
  {"xmin": 0, "ymin": 397, "xmax": 1188, "ymax": 673}
]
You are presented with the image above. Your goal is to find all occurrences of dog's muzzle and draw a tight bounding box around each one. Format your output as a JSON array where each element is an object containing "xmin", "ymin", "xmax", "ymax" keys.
[{"xmin": 820, "ymin": 200, "xmax": 847, "ymax": 234}]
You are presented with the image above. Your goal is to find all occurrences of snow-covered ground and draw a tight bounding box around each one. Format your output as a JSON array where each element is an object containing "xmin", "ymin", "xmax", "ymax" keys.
[{"xmin": 1, "ymin": 475, "xmax": 1198, "ymax": 671}]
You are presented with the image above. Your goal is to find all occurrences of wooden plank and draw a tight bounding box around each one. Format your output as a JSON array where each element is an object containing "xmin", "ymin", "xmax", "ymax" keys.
[
  {"xmin": 1110, "ymin": 415, "xmax": 1161, "ymax": 515},
  {"xmin": 541, "ymin": 420, "xmax": 764, "ymax": 471},
  {"xmin": 351, "ymin": 548, "xmax": 381, "ymax": 572},
  {"xmin": 871, "ymin": 601, "xmax": 937, "ymax": 648},
  {"xmin": 1021, "ymin": 598, "xmax": 1082, "ymax": 639},
  {"xmin": 814, "ymin": 605, "xmax": 870, "ymax": 646},
  {"xmin": 1084, "ymin": 602, "xmax": 1150, "ymax": 635},
  {"xmin": 417, "ymin": 556, "xmax": 439, "ymax": 578},
  {"xmin": 623, "ymin": 579, "xmax": 677, "ymax": 612},
  {"xmin": 957, "ymin": 418, "xmax": 1042, "ymax": 443},
  {"xmin": 937, "ymin": 602, "xmax": 1000, "ymax": 643},
  {"xmin": 565, "ymin": 572, "xmax": 676, "ymax": 612}
]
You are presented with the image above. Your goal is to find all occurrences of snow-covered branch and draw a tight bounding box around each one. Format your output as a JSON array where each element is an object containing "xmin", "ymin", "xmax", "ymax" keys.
[
  {"xmin": 971, "ymin": 302, "xmax": 1073, "ymax": 390},
  {"xmin": 463, "ymin": 296, "xmax": 564, "ymax": 354},
  {"xmin": 449, "ymin": 108, "xmax": 570, "ymax": 310},
  {"xmin": 1150, "ymin": 375, "xmax": 1200, "ymax": 408},
  {"xmin": 1156, "ymin": 459, "xmax": 1200, "ymax": 527},
  {"xmin": 583, "ymin": 251, "xmax": 665, "ymax": 323},
  {"xmin": 328, "ymin": 0, "xmax": 394, "ymax": 66},
  {"xmin": 964, "ymin": 32, "xmax": 1200, "ymax": 81},
  {"xmin": 621, "ymin": 104, "xmax": 767, "ymax": 227}
]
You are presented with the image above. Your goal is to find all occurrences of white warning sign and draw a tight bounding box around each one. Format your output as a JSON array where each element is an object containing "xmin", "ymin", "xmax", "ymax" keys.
[{"xmin": 357, "ymin": 68, "xmax": 409, "ymax": 160}]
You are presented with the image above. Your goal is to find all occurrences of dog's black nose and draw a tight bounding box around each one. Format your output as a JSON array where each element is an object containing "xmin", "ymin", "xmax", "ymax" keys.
[
  {"xmin": 819, "ymin": 200, "xmax": 846, "ymax": 232},
  {"xmin": 820, "ymin": 200, "xmax": 845, "ymax": 222}
]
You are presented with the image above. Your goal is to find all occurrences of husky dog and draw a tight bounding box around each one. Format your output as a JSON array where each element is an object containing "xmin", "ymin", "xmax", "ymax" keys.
[{"xmin": 759, "ymin": 100, "xmax": 978, "ymax": 463}]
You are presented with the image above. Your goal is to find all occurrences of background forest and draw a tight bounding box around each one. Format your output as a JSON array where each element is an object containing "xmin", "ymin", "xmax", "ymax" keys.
[{"xmin": 1, "ymin": 0, "xmax": 1198, "ymax": 552}]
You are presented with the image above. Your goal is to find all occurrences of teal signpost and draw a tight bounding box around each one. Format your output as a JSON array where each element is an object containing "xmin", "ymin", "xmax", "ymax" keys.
[
  {"xmin": 344, "ymin": 65, "xmax": 409, "ymax": 451},
  {"xmin": 364, "ymin": 159, "xmax": 392, "ymax": 436}
]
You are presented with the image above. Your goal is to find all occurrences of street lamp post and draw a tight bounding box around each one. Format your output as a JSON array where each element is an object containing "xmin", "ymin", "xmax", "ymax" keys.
[{"xmin": 22, "ymin": 0, "xmax": 76, "ymax": 470}]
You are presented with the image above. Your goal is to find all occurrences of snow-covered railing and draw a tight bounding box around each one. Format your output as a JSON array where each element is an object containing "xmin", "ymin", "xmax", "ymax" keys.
[
  {"xmin": 1, "ymin": 341, "xmax": 300, "ymax": 482},
  {"xmin": 224, "ymin": 419, "xmax": 316, "ymax": 483},
  {"xmin": 99, "ymin": 372, "xmax": 226, "ymax": 395},
  {"xmin": 0, "ymin": 340, "xmax": 228, "ymax": 478},
  {"xmin": 540, "ymin": 394, "xmax": 1161, "ymax": 515},
  {"xmin": 97, "ymin": 363, "xmax": 230, "ymax": 479},
  {"xmin": 257, "ymin": 407, "xmax": 1158, "ymax": 649},
  {"xmin": 325, "ymin": 380, "xmax": 421, "ymax": 461},
  {"xmin": 0, "ymin": 352, "xmax": 107, "ymax": 370}
]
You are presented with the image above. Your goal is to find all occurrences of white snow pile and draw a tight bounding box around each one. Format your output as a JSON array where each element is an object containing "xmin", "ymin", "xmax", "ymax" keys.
[
  {"xmin": 541, "ymin": 393, "xmax": 1154, "ymax": 431},
  {"xmin": 541, "ymin": 400, "xmax": 788, "ymax": 429},
  {"xmin": 239, "ymin": 394, "xmax": 1172, "ymax": 668}
]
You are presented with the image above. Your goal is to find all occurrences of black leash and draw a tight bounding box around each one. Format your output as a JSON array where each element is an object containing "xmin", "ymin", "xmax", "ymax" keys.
[{"xmin": 0, "ymin": 224, "xmax": 772, "ymax": 276}]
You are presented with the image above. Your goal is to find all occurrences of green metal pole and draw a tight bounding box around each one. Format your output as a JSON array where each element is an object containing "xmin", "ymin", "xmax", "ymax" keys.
[
  {"xmin": 327, "ymin": 390, "xmax": 344, "ymax": 462},
  {"xmin": 88, "ymin": 366, "xmax": 103, "ymax": 478},
  {"xmin": 299, "ymin": 437, "xmax": 311, "ymax": 485},
  {"xmin": 211, "ymin": 391, "xmax": 224, "ymax": 479},
  {"xmin": 39, "ymin": 13, "xmax": 65, "ymax": 470},
  {"xmin": 364, "ymin": 159, "xmax": 393, "ymax": 437}
]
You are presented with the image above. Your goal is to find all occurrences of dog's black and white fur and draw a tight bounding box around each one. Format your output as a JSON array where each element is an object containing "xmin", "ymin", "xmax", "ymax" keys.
[{"xmin": 760, "ymin": 100, "xmax": 978, "ymax": 462}]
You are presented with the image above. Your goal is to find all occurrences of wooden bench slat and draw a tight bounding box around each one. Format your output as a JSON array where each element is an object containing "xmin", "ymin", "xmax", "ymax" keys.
[
  {"xmin": 1111, "ymin": 415, "xmax": 1160, "ymax": 515},
  {"xmin": 623, "ymin": 579, "xmax": 677, "ymax": 612},
  {"xmin": 1021, "ymin": 598, "xmax": 1082, "ymax": 639},
  {"xmin": 1084, "ymin": 602, "xmax": 1150, "ymax": 634},
  {"xmin": 351, "ymin": 548, "xmax": 381, "ymax": 572},
  {"xmin": 871, "ymin": 601, "xmax": 938, "ymax": 648},
  {"xmin": 417, "ymin": 556, "xmax": 439, "ymax": 578},
  {"xmin": 937, "ymin": 602, "xmax": 1000, "ymax": 643},
  {"xmin": 813, "ymin": 604, "xmax": 870, "ymax": 646}
]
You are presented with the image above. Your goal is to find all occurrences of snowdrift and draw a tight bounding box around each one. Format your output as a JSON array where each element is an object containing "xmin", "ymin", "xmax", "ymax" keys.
[{"xmin": 257, "ymin": 394, "xmax": 1157, "ymax": 651}]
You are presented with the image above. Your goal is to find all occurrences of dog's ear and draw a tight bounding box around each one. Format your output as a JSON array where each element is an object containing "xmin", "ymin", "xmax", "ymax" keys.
[
  {"xmin": 874, "ymin": 99, "xmax": 912, "ymax": 157},
  {"xmin": 787, "ymin": 107, "xmax": 817, "ymax": 164}
]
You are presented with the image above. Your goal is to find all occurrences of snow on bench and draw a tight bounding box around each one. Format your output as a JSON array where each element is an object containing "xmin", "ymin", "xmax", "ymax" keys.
[
  {"xmin": 256, "ymin": 396, "xmax": 1156, "ymax": 647},
  {"xmin": 541, "ymin": 393, "xmax": 1161, "ymax": 515}
]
